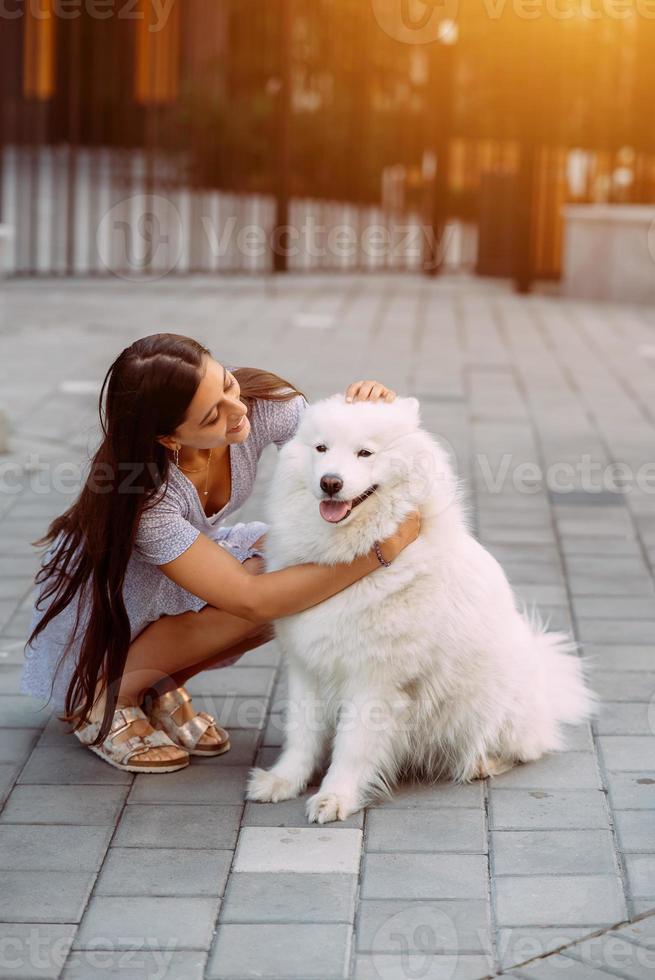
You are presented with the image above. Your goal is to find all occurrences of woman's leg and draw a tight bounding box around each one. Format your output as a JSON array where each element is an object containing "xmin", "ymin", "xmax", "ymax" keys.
[
  {"xmin": 105, "ymin": 538, "xmax": 271, "ymax": 763},
  {"xmin": 118, "ymin": 543, "xmax": 268, "ymax": 703}
]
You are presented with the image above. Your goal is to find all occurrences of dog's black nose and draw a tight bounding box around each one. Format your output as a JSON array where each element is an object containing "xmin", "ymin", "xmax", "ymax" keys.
[{"xmin": 320, "ymin": 474, "xmax": 343, "ymax": 496}]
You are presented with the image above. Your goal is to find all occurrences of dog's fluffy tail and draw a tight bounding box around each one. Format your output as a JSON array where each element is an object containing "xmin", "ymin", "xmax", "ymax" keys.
[{"xmin": 522, "ymin": 602, "xmax": 598, "ymax": 729}]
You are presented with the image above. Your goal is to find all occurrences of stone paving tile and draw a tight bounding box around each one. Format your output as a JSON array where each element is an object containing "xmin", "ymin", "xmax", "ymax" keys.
[
  {"xmin": 590, "ymin": 671, "xmax": 655, "ymax": 702},
  {"xmin": 242, "ymin": 798, "xmax": 364, "ymax": 829},
  {"xmin": 73, "ymin": 896, "xmax": 220, "ymax": 951},
  {"xmin": 0, "ymin": 762, "xmax": 19, "ymax": 805},
  {"xmin": 127, "ymin": 763, "xmax": 250, "ymax": 805},
  {"xmin": 495, "ymin": 874, "xmax": 627, "ymax": 926},
  {"xmin": 0, "ymin": 726, "xmax": 40, "ymax": 763},
  {"xmin": 510, "ymin": 953, "xmax": 618, "ymax": 978},
  {"xmin": 261, "ymin": 711, "xmax": 284, "ymax": 747},
  {"xmin": 595, "ymin": 702, "xmax": 652, "ymax": 736},
  {"xmin": 0, "ymin": 784, "xmax": 128, "ymax": 825},
  {"xmin": 558, "ymin": 724, "xmax": 594, "ymax": 753},
  {"xmin": 113, "ymin": 804, "xmax": 242, "ymax": 850},
  {"xmin": 352, "ymin": 953, "xmax": 493, "ymax": 979},
  {"xmin": 489, "ymin": 789, "xmax": 609, "ymax": 830},
  {"xmin": 233, "ymin": 827, "xmax": 362, "ymax": 874},
  {"xmin": 625, "ymin": 855, "xmax": 655, "ymax": 900},
  {"xmin": 611, "ymin": 913, "xmax": 655, "ymax": 944},
  {"xmin": 606, "ymin": 771, "xmax": 655, "ymax": 810},
  {"xmin": 496, "ymin": 926, "xmax": 591, "ymax": 971},
  {"xmin": 598, "ymin": 736, "xmax": 655, "ymax": 772},
  {"xmin": 559, "ymin": 537, "xmax": 642, "ymax": 557},
  {"xmin": 18, "ymin": 741, "xmax": 133, "ymax": 785},
  {"xmin": 202, "ymin": 728, "xmax": 261, "ymax": 767},
  {"xmin": 0, "ymin": 824, "xmax": 112, "ymax": 871},
  {"xmin": 365, "ymin": 807, "xmax": 486, "ymax": 853},
  {"xmin": 62, "ymin": 950, "xmax": 206, "ymax": 980},
  {"xmin": 0, "ymin": 695, "xmax": 52, "ymax": 728},
  {"xmin": 221, "ymin": 872, "xmax": 358, "ymax": 923},
  {"xmin": 0, "ymin": 871, "xmax": 96, "ymax": 923},
  {"xmin": 563, "ymin": 924, "xmax": 655, "ymax": 978},
  {"xmin": 3, "ymin": 277, "xmax": 655, "ymax": 977},
  {"xmin": 176, "ymin": 694, "xmax": 268, "ymax": 731},
  {"xmin": 207, "ymin": 923, "xmax": 352, "ymax": 979},
  {"xmin": 186, "ymin": 666, "xmax": 276, "ymax": 698},
  {"xmin": 585, "ymin": 645, "xmax": 655, "ymax": 671},
  {"xmin": 0, "ymin": 664, "xmax": 26, "ymax": 693},
  {"xmin": 237, "ymin": 642, "xmax": 282, "ymax": 668},
  {"xmin": 361, "ymin": 853, "xmax": 487, "ymax": 900},
  {"xmin": 254, "ymin": 744, "xmax": 286, "ymax": 770},
  {"xmin": 0, "ymin": 922, "xmax": 76, "ymax": 979},
  {"xmin": 356, "ymin": 899, "xmax": 491, "ymax": 954},
  {"xmin": 491, "ymin": 830, "xmax": 616, "ymax": 876},
  {"xmin": 633, "ymin": 901, "xmax": 655, "ymax": 916},
  {"xmin": 490, "ymin": 752, "xmax": 601, "ymax": 790},
  {"xmin": 577, "ymin": 620, "xmax": 655, "ymax": 645},
  {"xmin": 496, "ymin": 560, "xmax": 564, "ymax": 585},
  {"xmin": 95, "ymin": 847, "xmax": 233, "ymax": 897},
  {"xmin": 614, "ymin": 810, "xmax": 655, "ymax": 852},
  {"xmin": 513, "ymin": 585, "xmax": 569, "ymax": 608},
  {"xmin": 368, "ymin": 780, "xmax": 485, "ymax": 809},
  {"xmin": 573, "ymin": 597, "xmax": 655, "ymax": 620}
]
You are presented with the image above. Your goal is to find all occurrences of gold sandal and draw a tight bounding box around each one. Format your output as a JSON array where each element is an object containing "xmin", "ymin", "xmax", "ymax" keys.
[
  {"xmin": 74, "ymin": 704, "xmax": 190, "ymax": 773},
  {"xmin": 148, "ymin": 686, "xmax": 231, "ymax": 757}
]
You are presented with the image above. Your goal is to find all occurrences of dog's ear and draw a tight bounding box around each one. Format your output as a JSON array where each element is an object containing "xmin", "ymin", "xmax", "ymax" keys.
[{"xmin": 400, "ymin": 396, "xmax": 421, "ymax": 427}]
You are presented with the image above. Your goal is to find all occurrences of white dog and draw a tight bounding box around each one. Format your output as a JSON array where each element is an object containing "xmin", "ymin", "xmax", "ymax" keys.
[{"xmin": 246, "ymin": 394, "xmax": 595, "ymax": 824}]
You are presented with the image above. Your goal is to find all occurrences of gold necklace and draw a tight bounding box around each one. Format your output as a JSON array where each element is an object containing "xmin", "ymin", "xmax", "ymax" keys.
[{"xmin": 177, "ymin": 448, "xmax": 214, "ymax": 496}]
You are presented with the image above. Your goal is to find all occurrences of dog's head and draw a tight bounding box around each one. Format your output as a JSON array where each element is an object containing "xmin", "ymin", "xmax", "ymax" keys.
[{"xmin": 273, "ymin": 394, "xmax": 455, "ymax": 537}]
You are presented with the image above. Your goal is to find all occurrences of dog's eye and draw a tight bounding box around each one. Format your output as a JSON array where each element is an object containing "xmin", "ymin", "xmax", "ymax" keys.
[
  {"xmin": 315, "ymin": 445, "xmax": 327, "ymax": 453},
  {"xmin": 358, "ymin": 449, "xmax": 373, "ymax": 458}
]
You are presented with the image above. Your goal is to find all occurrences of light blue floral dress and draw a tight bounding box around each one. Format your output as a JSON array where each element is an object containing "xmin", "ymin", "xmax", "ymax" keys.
[{"xmin": 20, "ymin": 393, "xmax": 307, "ymax": 709}]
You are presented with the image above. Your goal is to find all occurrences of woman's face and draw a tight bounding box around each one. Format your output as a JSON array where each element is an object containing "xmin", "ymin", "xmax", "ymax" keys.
[{"xmin": 166, "ymin": 356, "xmax": 251, "ymax": 451}]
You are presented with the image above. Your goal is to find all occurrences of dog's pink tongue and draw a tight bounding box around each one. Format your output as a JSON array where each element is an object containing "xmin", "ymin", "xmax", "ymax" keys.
[{"xmin": 319, "ymin": 500, "xmax": 351, "ymax": 523}]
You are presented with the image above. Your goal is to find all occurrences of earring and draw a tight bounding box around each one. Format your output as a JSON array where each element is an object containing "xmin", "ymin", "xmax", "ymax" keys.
[{"xmin": 174, "ymin": 447, "xmax": 180, "ymax": 467}]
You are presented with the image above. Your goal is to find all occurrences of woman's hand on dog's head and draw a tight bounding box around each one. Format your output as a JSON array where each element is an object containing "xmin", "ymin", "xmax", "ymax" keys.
[{"xmin": 345, "ymin": 380, "xmax": 396, "ymax": 404}]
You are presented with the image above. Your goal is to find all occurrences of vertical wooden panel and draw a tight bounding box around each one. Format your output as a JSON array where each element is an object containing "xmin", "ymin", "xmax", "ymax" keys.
[
  {"xmin": 135, "ymin": 0, "xmax": 181, "ymax": 104},
  {"xmin": 23, "ymin": 0, "xmax": 56, "ymax": 100}
]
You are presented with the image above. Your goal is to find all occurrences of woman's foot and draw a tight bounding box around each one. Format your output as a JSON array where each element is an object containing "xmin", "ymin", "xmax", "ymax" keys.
[
  {"xmin": 112, "ymin": 710, "xmax": 190, "ymax": 765},
  {"xmin": 146, "ymin": 686, "xmax": 230, "ymax": 756},
  {"xmin": 74, "ymin": 703, "xmax": 189, "ymax": 772}
]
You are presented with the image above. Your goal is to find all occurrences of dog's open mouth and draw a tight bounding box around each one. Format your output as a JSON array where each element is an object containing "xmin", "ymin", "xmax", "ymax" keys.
[{"xmin": 319, "ymin": 485, "xmax": 378, "ymax": 524}]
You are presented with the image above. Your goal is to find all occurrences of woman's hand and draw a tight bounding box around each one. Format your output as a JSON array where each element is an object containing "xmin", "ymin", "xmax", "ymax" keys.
[
  {"xmin": 376, "ymin": 510, "xmax": 422, "ymax": 564},
  {"xmin": 345, "ymin": 380, "xmax": 396, "ymax": 403}
]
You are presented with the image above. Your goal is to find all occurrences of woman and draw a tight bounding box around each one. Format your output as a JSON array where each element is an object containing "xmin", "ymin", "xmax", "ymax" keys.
[{"xmin": 21, "ymin": 334, "xmax": 420, "ymax": 774}]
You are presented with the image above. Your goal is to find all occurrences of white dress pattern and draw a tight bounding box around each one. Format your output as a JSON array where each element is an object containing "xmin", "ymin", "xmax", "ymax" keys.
[{"xmin": 19, "ymin": 393, "xmax": 307, "ymax": 709}]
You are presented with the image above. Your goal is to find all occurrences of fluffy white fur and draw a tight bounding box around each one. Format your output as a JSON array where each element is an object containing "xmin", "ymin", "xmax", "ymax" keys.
[{"xmin": 246, "ymin": 394, "xmax": 596, "ymax": 824}]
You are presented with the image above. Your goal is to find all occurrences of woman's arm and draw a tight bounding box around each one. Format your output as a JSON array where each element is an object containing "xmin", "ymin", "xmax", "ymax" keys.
[{"xmin": 159, "ymin": 511, "xmax": 421, "ymax": 624}]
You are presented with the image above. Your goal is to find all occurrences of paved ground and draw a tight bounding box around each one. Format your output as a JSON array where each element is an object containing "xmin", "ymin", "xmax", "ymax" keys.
[{"xmin": 0, "ymin": 273, "xmax": 654, "ymax": 980}]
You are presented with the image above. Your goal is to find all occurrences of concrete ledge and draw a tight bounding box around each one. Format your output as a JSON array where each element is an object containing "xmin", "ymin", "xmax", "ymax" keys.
[
  {"xmin": 562, "ymin": 204, "xmax": 655, "ymax": 304},
  {"xmin": 0, "ymin": 225, "xmax": 14, "ymax": 276},
  {"xmin": 0, "ymin": 410, "xmax": 8, "ymax": 453}
]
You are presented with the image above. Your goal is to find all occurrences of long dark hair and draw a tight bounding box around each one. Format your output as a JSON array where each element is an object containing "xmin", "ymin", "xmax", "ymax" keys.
[{"xmin": 25, "ymin": 333, "xmax": 306, "ymax": 745}]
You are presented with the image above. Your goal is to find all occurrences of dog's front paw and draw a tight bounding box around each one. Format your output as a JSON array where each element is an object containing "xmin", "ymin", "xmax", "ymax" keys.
[
  {"xmin": 246, "ymin": 767, "xmax": 299, "ymax": 803},
  {"xmin": 306, "ymin": 791, "xmax": 356, "ymax": 824}
]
